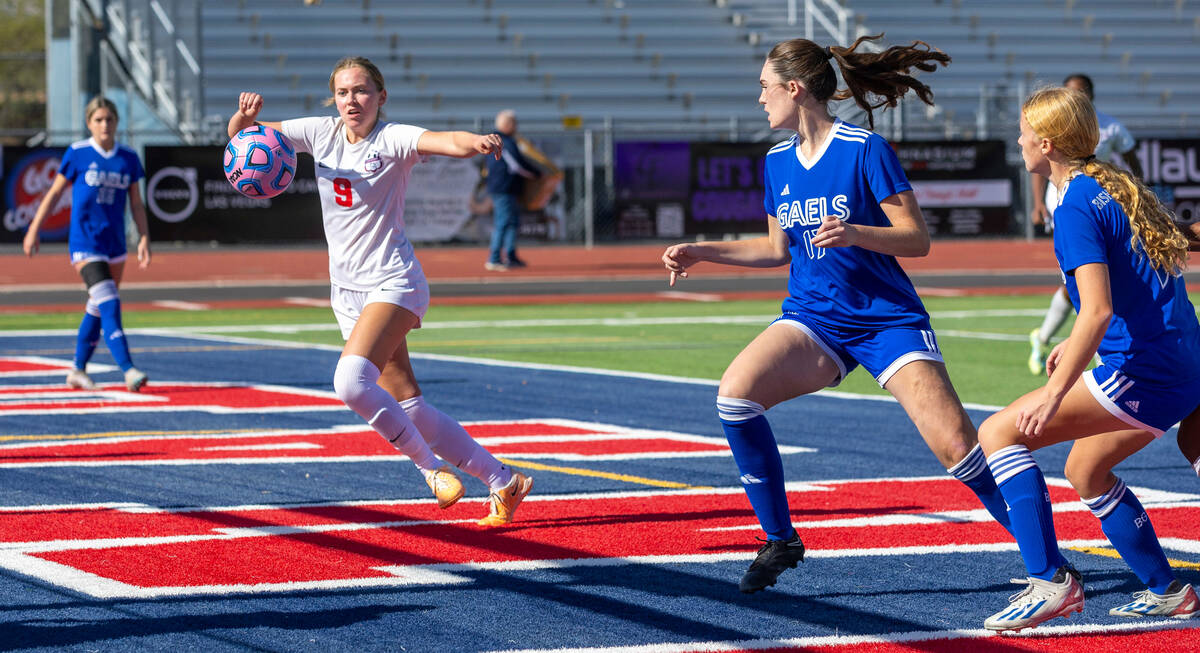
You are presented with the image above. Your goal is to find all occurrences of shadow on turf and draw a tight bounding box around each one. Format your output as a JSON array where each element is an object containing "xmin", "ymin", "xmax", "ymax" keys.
[
  {"xmin": 6, "ymin": 497, "xmax": 1198, "ymax": 650},
  {"xmin": 1, "ymin": 603, "xmax": 428, "ymax": 650}
]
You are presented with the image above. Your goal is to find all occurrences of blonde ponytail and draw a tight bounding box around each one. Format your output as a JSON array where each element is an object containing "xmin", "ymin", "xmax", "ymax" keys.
[{"xmin": 1024, "ymin": 87, "xmax": 1188, "ymax": 274}]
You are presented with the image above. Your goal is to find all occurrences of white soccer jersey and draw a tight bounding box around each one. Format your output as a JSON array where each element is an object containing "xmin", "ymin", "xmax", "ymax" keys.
[{"xmin": 280, "ymin": 117, "xmax": 427, "ymax": 290}]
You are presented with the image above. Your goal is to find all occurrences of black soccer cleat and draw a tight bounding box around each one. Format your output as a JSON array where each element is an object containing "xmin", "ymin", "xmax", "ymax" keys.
[{"xmin": 738, "ymin": 534, "xmax": 805, "ymax": 593}]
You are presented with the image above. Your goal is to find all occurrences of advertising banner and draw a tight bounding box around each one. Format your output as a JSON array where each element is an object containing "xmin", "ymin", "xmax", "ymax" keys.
[
  {"xmin": 144, "ymin": 145, "xmax": 324, "ymax": 242},
  {"xmin": 688, "ymin": 141, "xmax": 775, "ymax": 235},
  {"xmin": 1137, "ymin": 138, "xmax": 1200, "ymax": 227},
  {"xmin": 613, "ymin": 141, "xmax": 773, "ymax": 238},
  {"xmin": 892, "ymin": 140, "xmax": 1013, "ymax": 236},
  {"xmin": 613, "ymin": 141, "xmax": 691, "ymax": 239},
  {"xmin": 142, "ymin": 146, "xmax": 561, "ymax": 244},
  {"xmin": 1, "ymin": 146, "xmax": 70, "ymax": 244},
  {"xmin": 614, "ymin": 139, "xmax": 1013, "ymax": 238}
]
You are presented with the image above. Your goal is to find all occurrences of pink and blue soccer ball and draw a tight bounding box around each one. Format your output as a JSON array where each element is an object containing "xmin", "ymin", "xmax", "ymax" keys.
[{"xmin": 223, "ymin": 125, "xmax": 296, "ymax": 198}]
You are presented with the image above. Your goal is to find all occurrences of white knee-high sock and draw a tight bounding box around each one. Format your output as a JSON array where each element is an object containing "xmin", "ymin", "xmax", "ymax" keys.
[
  {"xmin": 333, "ymin": 355, "xmax": 440, "ymax": 471},
  {"xmin": 1037, "ymin": 289, "xmax": 1072, "ymax": 345},
  {"xmin": 400, "ymin": 396, "xmax": 512, "ymax": 489}
]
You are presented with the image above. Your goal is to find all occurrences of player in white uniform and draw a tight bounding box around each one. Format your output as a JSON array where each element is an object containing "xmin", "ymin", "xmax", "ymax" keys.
[
  {"xmin": 980, "ymin": 86, "xmax": 1200, "ymax": 632},
  {"xmin": 1027, "ymin": 74, "xmax": 1141, "ymax": 375},
  {"xmin": 227, "ymin": 57, "xmax": 532, "ymax": 526},
  {"xmin": 662, "ymin": 36, "xmax": 1018, "ymax": 594}
]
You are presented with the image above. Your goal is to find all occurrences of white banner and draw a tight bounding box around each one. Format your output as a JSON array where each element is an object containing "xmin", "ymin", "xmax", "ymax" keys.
[
  {"xmin": 910, "ymin": 179, "xmax": 1012, "ymax": 208},
  {"xmin": 404, "ymin": 156, "xmax": 478, "ymax": 243}
]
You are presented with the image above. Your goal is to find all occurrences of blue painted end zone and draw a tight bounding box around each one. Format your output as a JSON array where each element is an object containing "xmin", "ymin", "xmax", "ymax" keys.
[{"xmin": 0, "ymin": 333, "xmax": 1196, "ymax": 651}]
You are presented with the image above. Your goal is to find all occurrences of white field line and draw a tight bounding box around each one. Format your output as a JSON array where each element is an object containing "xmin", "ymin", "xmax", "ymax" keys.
[
  {"xmin": 0, "ymin": 308, "xmax": 1050, "ymax": 338},
  {"xmin": 484, "ymin": 618, "xmax": 1200, "ymax": 653},
  {"xmin": 0, "ymin": 327, "xmax": 1011, "ymax": 413}
]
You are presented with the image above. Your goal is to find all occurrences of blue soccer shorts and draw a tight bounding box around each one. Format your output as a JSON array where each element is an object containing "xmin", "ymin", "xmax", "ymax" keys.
[{"xmin": 773, "ymin": 311, "xmax": 944, "ymax": 388}]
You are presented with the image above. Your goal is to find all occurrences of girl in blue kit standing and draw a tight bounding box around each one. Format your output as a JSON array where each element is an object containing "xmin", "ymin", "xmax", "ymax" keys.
[
  {"xmin": 978, "ymin": 86, "xmax": 1199, "ymax": 632},
  {"xmin": 23, "ymin": 96, "xmax": 151, "ymax": 392},
  {"xmin": 661, "ymin": 35, "xmax": 1015, "ymax": 594}
]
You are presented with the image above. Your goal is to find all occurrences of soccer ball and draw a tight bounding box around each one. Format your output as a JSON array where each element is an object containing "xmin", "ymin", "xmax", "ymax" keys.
[{"xmin": 223, "ymin": 125, "xmax": 296, "ymax": 198}]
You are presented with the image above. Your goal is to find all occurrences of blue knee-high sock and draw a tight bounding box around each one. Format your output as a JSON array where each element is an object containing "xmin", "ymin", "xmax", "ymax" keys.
[
  {"xmin": 74, "ymin": 305, "xmax": 102, "ymax": 371},
  {"xmin": 717, "ymin": 396, "xmax": 794, "ymax": 541},
  {"xmin": 988, "ymin": 445, "xmax": 1069, "ymax": 580},
  {"xmin": 948, "ymin": 444, "xmax": 1013, "ymax": 534},
  {"xmin": 1084, "ymin": 478, "xmax": 1176, "ymax": 594},
  {"xmin": 91, "ymin": 280, "xmax": 134, "ymax": 371}
]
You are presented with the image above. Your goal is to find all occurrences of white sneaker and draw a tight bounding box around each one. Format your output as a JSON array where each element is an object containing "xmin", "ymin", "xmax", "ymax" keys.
[
  {"xmin": 1028, "ymin": 329, "xmax": 1046, "ymax": 375},
  {"xmin": 984, "ymin": 569, "xmax": 1084, "ymax": 632},
  {"xmin": 1110, "ymin": 582, "xmax": 1199, "ymax": 619},
  {"xmin": 65, "ymin": 368, "xmax": 96, "ymax": 390},
  {"xmin": 124, "ymin": 367, "xmax": 148, "ymax": 392}
]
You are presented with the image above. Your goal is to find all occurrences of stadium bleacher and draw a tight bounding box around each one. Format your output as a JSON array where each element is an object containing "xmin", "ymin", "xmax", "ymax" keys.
[
  {"xmin": 199, "ymin": 0, "xmax": 764, "ymax": 132},
  {"xmin": 190, "ymin": 0, "xmax": 1200, "ymax": 141},
  {"xmin": 745, "ymin": 0, "xmax": 1200, "ymax": 138}
]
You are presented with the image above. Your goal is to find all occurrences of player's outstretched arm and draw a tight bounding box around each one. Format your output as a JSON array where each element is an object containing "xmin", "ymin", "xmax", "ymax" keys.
[
  {"xmin": 227, "ymin": 92, "xmax": 283, "ymax": 138},
  {"xmin": 417, "ymin": 131, "xmax": 502, "ymax": 160},
  {"xmin": 23, "ymin": 173, "xmax": 70, "ymax": 257},
  {"xmin": 662, "ymin": 218, "xmax": 789, "ymax": 285}
]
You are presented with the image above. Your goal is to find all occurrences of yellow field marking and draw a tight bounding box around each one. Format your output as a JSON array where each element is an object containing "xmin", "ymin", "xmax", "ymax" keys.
[
  {"xmin": 0, "ymin": 429, "xmax": 267, "ymax": 443},
  {"xmin": 1067, "ymin": 545, "xmax": 1200, "ymax": 570},
  {"xmin": 497, "ymin": 457, "xmax": 712, "ymax": 490}
]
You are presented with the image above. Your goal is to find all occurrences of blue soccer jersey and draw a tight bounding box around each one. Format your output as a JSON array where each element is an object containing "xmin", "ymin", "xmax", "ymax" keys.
[
  {"xmin": 1053, "ymin": 174, "xmax": 1200, "ymax": 382},
  {"xmin": 763, "ymin": 120, "xmax": 929, "ymax": 330},
  {"xmin": 59, "ymin": 138, "xmax": 144, "ymax": 259}
]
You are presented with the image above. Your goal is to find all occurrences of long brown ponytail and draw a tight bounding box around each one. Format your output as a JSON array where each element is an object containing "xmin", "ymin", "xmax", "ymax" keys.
[{"xmin": 766, "ymin": 34, "xmax": 950, "ymax": 129}]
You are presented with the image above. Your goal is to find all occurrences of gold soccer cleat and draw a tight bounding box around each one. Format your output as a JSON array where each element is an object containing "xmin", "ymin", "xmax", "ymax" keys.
[
  {"xmin": 424, "ymin": 465, "xmax": 465, "ymax": 509},
  {"xmin": 477, "ymin": 471, "xmax": 533, "ymax": 527}
]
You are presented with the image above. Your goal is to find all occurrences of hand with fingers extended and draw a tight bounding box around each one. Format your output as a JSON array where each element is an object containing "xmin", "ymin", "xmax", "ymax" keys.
[
  {"xmin": 237, "ymin": 92, "xmax": 264, "ymax": 123},
  {"xmin": 662, "ymin": 243, "xmax": 703, "ymax": 287}
]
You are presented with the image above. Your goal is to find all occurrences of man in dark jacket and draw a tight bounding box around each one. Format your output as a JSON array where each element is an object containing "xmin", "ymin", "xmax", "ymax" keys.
[{"xmin": 485, "ymin": 110, "xmax": 539, "ymax": 270}]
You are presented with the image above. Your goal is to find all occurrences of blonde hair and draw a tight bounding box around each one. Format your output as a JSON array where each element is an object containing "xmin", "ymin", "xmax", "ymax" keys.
[
  {"xmin": 1023, "ymin": 86, "xmax": 1187, "ymax": 275},
  {"xmin": 84, "ymin": 96, "xmax": 119, "ymax": 123},
  {"xmin": 323, "ymin": 56, "xmax": 386, "ymax": 109}
]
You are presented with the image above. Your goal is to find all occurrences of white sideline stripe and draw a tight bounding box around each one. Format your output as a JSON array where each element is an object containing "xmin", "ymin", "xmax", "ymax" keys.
[
  {"xmin": 150, "ymin": 300, "xmax": 209, "ymax": 311},
  {"xmin": 0, "ymin": 417, "xmax": 814, "ymax": 466},
  {"xmin": 703, "ymin": 500, "xmax": 1200, "ymax": 531},
  {"xmin": 0, "ymin": 450, "xmax": 791, "ymax": 468},
  {"xmin": 3, "ymin": 476, "xmax": 1194, "ymax": 550},
  {"xmin": 484, "ymin": 618, "xmax": 1200, "ymax": 653},
  {"xmin": 0, "ymin": 424, "xmax": 370, "ymax": 450},
  {"xmin": 283, "ymin": 296, "xmax": 331, "ymax": 307},
  {"xmin": 654, "ymin": 291, "xmax": 723, "ymax": 302},
  {"xmin": 913, "ymin": 286, "xmax": 966, "ymax": 297},
  {"xmin": 0, "ymin": 356, "xmax": 117, "ymax": 376},
  {"xmin": 0, "ymin": 308, "xmax": 1063, "ymax": 336},
  {"xmin": 5, "ymin": 538, "xmax": 1194, "ymax": 600},
  {"xmin": 196, "ymin": 443, "xmax": 323, "ymax": 451}
]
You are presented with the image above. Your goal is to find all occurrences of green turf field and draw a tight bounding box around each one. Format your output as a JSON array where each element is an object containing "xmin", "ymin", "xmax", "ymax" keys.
[{"xmin": 10, "ymin": 291, "xmax": 1171, "ymax": 408}]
